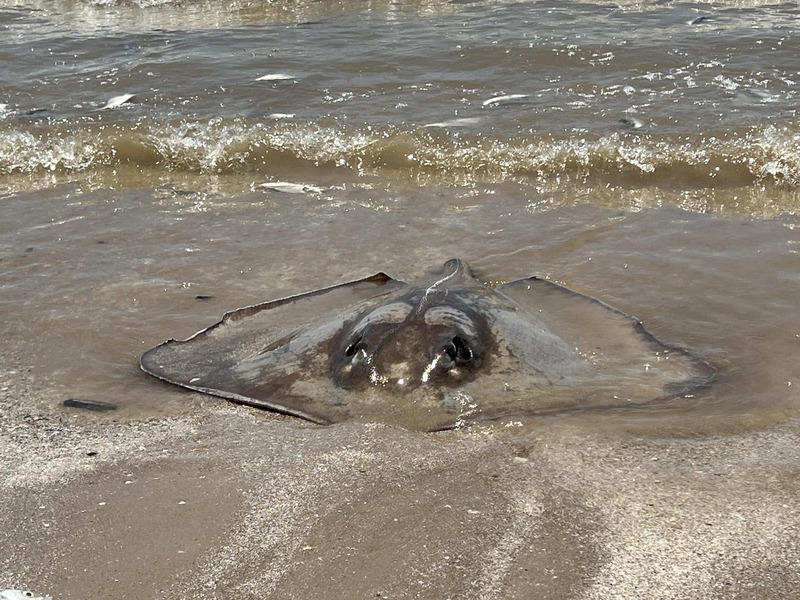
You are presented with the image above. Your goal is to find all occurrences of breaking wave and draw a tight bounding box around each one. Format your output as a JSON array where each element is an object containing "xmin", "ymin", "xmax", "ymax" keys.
[{"xmin": 1, "ymin": 117, "xmax": 799, "ymax": 191}]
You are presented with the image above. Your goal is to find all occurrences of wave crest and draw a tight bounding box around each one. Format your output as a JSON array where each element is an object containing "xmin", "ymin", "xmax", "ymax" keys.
[{"xmin": 1, "ymin": 118, "xmax": 798, "ymax": 189}]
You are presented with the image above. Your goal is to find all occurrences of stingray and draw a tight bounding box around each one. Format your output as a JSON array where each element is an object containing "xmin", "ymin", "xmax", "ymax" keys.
[{"xmin": 140, "ymin": 259, "xmax": 713, "ymax": 431}]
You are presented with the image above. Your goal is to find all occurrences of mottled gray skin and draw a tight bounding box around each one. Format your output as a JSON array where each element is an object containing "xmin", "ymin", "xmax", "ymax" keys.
[
  {"xmin": 331, "ymin": 259, "xmax": 492, "ymax": 391},
  {"xmin": 140, "ymin": 258, "xmax": 713, "ymax": 430}
]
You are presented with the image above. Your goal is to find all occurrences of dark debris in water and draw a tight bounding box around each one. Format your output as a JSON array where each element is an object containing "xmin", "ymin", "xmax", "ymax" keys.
[
  {"xmin": 62, "ymin": 398, "xmax": 118, "ymax": 412},
  {"xmin": 689, "ymin": 15, "xmax": 713, "ymax": 25}
]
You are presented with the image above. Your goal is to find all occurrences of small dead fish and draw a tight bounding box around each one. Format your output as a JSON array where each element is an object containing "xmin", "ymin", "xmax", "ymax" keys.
[
  {"xmin": 424, "ymin": 117, "xmax": 481, "ymax": 128},
  {"xmin": 258, "ymin": 181, "xmax": 325, "ymax": 194},
  {"xmin": 1, "ymin": 590, "xmax": 53, "ymax": 600},
  {"xmin": 100, "ymin": 93, "xmax": 135, "ymax": 110},
  {"xmin": 482, "ymin": 94, "xmax": 529, "ymax": 107},
  {"xmin": 255, "ymin": 74, "xmax": 296, "ymax": 82}
]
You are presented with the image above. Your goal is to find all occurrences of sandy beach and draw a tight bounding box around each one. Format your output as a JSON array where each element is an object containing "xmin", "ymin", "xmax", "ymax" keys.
[
  {"xmin": 3, "ymin": 2, "xmax": 800, "ymax": 597},
  {"xmin": 2, "ymin": 370, "xmax": 798, "ymax": 599}
]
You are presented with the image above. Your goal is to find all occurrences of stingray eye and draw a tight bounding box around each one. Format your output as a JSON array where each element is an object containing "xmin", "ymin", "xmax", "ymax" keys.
[
  {"xmin": 444, "ymin": 335, "xmax": 473, "ymax": 364},
  {"xmin": 344, "ymin": 335, "xmax": 364, "ymax": 357}
]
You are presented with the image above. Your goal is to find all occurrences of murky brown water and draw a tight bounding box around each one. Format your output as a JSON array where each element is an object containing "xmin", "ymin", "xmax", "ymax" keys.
[
  {"xmin": 2, "ymin": 0, "xmax": 799, "ymax": 436},
  {"xmin": 3, "ymin": 180, "xmax": 798, "ymax": 435}
]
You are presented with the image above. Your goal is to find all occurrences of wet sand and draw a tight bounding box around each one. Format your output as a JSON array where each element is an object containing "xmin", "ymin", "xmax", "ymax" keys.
[
  {"xmin": 2, "ymin": 378, "xmax": 799, "ymax": 599},
  {"xmin": 2, "ymin": 186, "xmax": 799, "ymax": 598}
]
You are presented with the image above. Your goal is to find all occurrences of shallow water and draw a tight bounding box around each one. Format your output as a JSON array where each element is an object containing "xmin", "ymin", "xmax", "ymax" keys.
[
  {"xmin": 3, "ymin": 182, "xmax": 798, "ymax": 435},
  {"xmin": 3, "ymin": 0, "xmax": 800, "ymax": 198},
  {"xmin": 1, "ymin": 0, "xmax": 799, "ymax": 436}
]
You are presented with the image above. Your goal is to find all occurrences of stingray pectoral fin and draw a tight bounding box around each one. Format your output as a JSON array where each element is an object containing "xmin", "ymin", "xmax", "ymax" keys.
[
  {"xmin": 496, "ymin": 277, "xmax": 715, "ymax": 400},
  {"xmin": 140, "ymin": 272, "xmax": 405, "ymax": 422}
]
